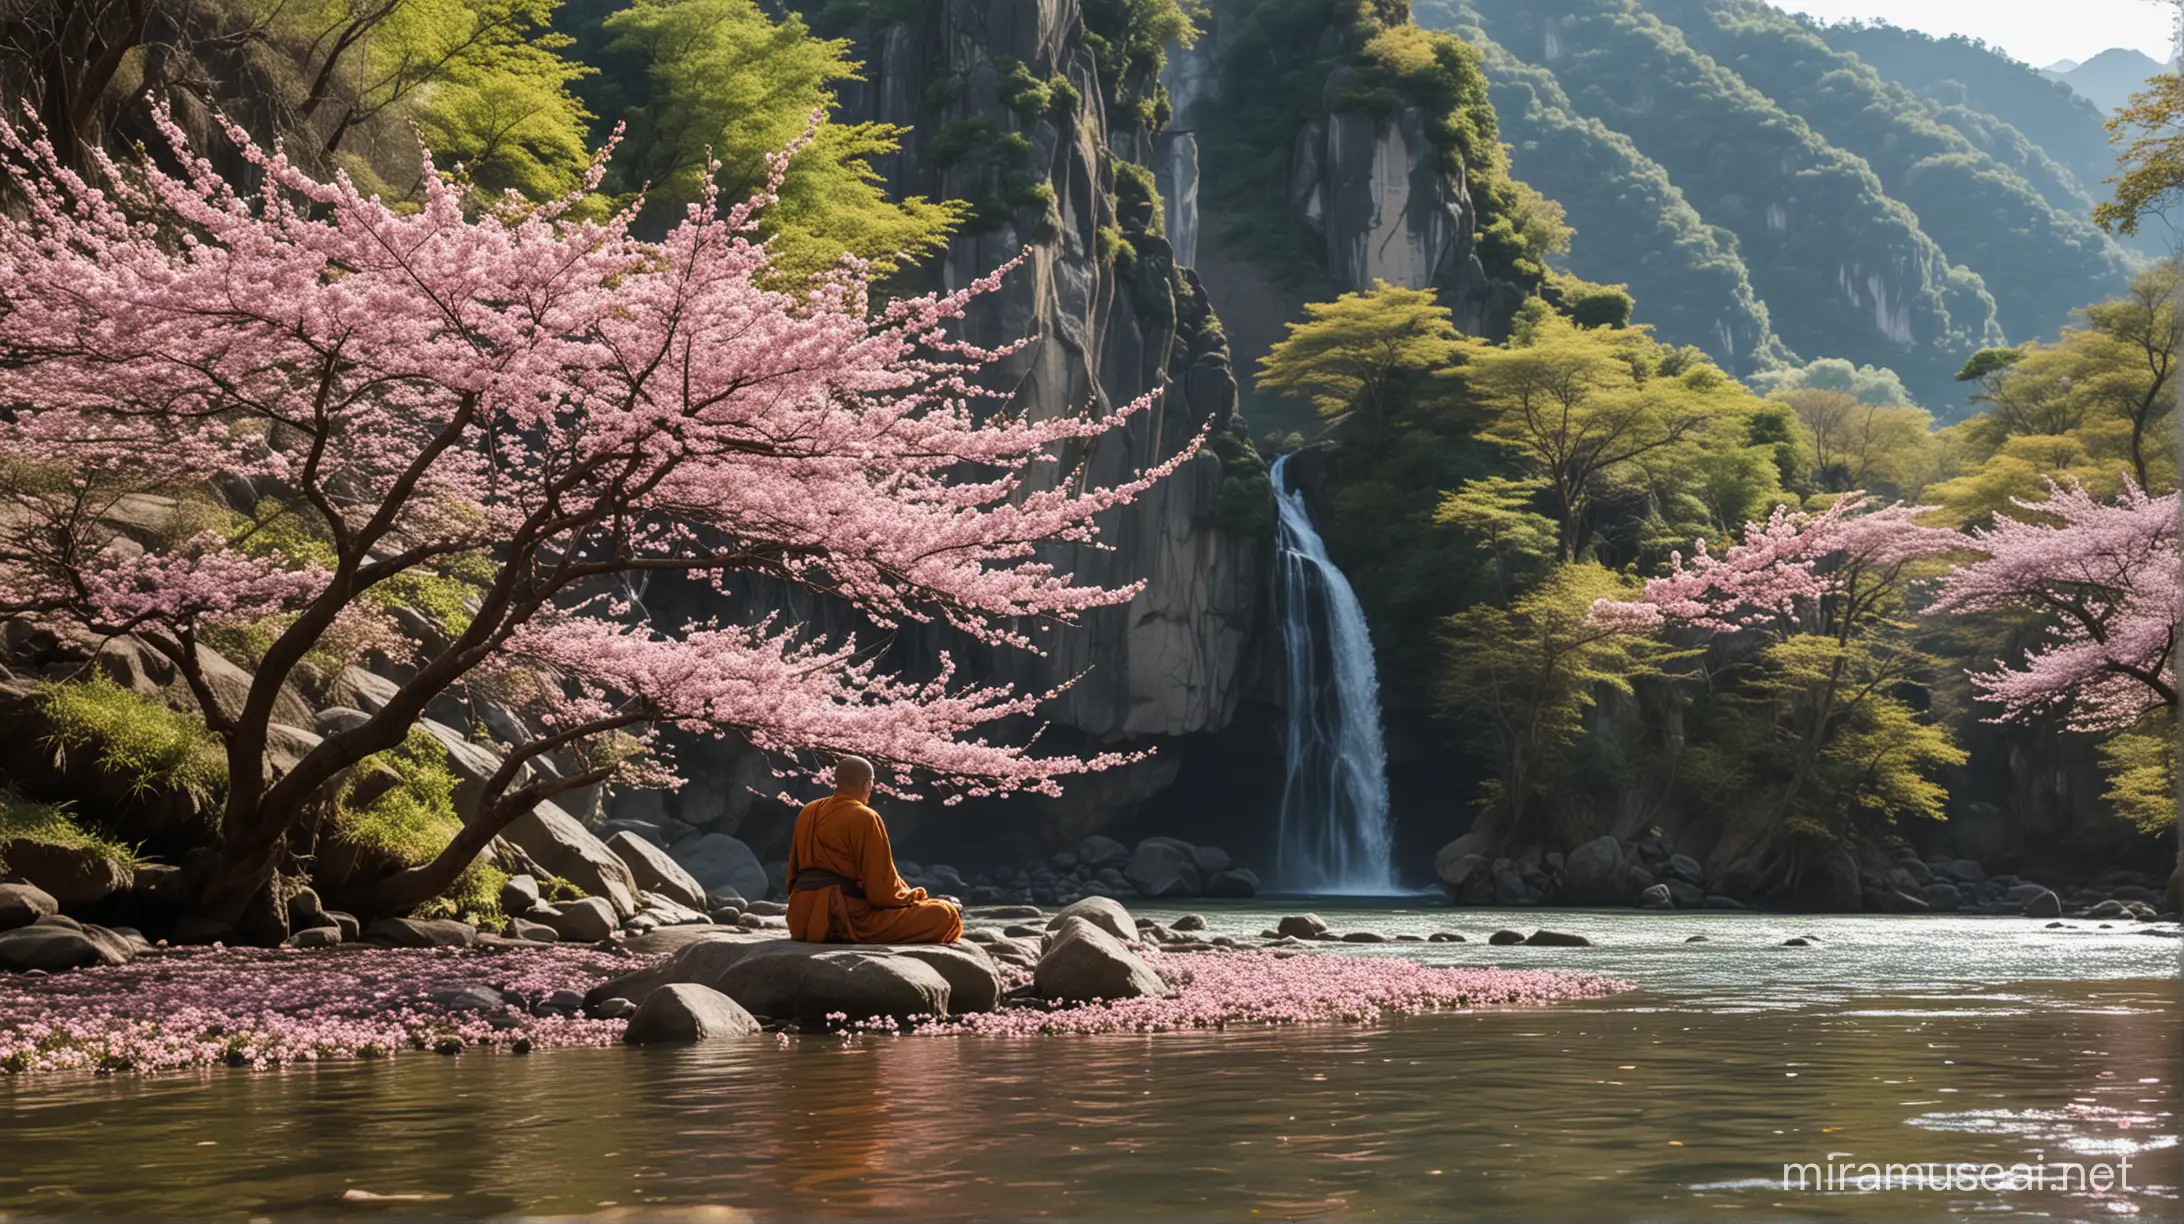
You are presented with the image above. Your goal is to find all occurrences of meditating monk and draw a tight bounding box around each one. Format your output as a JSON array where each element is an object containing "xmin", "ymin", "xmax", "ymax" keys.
[{"xmin": 786, "ymin": 756, "xmax": 963, "ymax": 945}]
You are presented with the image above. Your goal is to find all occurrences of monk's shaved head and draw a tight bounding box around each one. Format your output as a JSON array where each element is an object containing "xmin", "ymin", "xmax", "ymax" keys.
[{"xmin": 833, "ymin": 755, "xmax": 874, "ymax": 791}]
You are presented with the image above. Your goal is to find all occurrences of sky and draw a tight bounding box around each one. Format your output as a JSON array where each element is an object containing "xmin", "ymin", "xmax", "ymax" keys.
[{"xmin": 1770, "ymin": 0, "xmax": 2174, "ymax": 68}]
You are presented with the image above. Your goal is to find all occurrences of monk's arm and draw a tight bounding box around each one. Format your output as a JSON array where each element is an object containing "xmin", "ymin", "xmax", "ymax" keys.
[{"xmin": 858, "ymin": 809, "xmax": 926, "ymax": 907}]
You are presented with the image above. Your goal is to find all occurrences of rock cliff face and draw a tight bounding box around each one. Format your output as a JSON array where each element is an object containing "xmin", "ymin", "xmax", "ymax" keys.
[{"xmin": 610, "ymin": 0, "xmax": 1273, "ymax": 861}]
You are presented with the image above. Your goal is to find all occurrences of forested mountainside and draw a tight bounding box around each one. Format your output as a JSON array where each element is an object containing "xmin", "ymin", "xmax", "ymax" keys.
[{"xmin": 1428, "ymin": 0, "xmax": 2143, "ymax": 420}]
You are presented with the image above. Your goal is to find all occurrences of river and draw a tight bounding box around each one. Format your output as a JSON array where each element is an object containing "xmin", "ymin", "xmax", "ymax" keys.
[{"xmin": 3, "ymin": 905, "xmax": 2176, "ymax": 1221}]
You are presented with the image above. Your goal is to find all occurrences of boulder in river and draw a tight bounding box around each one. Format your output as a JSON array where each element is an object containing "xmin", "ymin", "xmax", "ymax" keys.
[
  {"xmin": 0, "ymin": 881, "xmax": 58, "ymax": 932},
  {"xmin": 1523, "ymin": 930, "xmax": 1591, "ymax": 947},
  {"xmin": 1035, "ymin": 916, "xmax": 1169, "ymax": 1003},
  {"xmin": 1638, "ymin": 883, "xmax": 1674, "ymax": 910},
  {"xmin": 1205, "ymin": 868, "xmax": 1259, "ymax": 898},
  {"xmin": 1276, "ymin": 914, "xmax": 1331, "ymax": 940},
  {"xmin": 885, "ymin": 943, "xmax": 1003, "ymax": 1013},
  {"xmin": 1920, "ymin": 882, "xmax": 1963, "ymax": 912},
  {"xmin": 1427, "ymin": 931, "xmax": 1465, "ymax": 943},
  {"xmin": 623, "ymin": 983, "xmax": 761, "ymax": 1044},
  {"xmin": 1340, "ymin": 931, "xmax": 1388, "ymax": 943},
  {"xmin": 1076, "ymin": 835, "xmax": 1129, "ymax": 871},
  {"xmin": 1045, "ymin": 896, "xmax": 1136, "ymax": 943},
  {"xmin": 1487, "ymin": 929, "xmax": 1526, "ymax": 946},
  {"xmin": 606, "ymin": 831, "xmax": 709, "ymax": 911},
  {"xmin": 1191, "ymin": 845, "xmax": 1233, "ymax": 876},
  {"xmin": 2022, "ymin": 889, "xmax": 2063, "ymax": 918},
  {"xmin": 716, "ymin": 944, "xmax": 951, "ymax": 1022}
]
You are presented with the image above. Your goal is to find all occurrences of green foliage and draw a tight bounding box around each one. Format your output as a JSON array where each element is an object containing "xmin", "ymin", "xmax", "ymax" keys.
[
  {"xmin": 1207, "ymin": 428, "xmax": 1276, "ymax": 538},
  {"xmin": 2097, "ymin": 714, "xmax": 2177, "ymax": 833},
  {"xmin": 0, "ymin": 791, "xmax": 141, "ymax": 875},
  {"xmin": 1256, "ymin": 281, "xmax": 1465, "ymax": 429},
  {"xmin": 1538, "ymin": 269, "xmax": 1633, "ymax": 330},
  {"xmin": 993, "ymin": 57, "xmax": 1077, "ymax": 125},
  {"xmin": 39, "ymin": 678, "xmax": 226, "ymax": 808},
  {"xmin": 1771, "ymin": 388, "xmax": 1936, "ymax": 498},
  {"xmin": 335, "ymin": 729, "xmax": 505, "ymax": 924},
  {"xmin": 1080, "ymin": 0, "xmax": 1198, "ymax": 132},
  {"xmin": 574, "ymin": 0, "xmax": 961, "ymax": 279},
  {"xmin": 926, "ymin": 118, "xmax": 1053, "ymax": 233},
  {"xmin": 2098, "ymin": 75, "xmax": 2184, "ymax": 240},
  {"xmin": 1748, "ymin": 357, "xmax": 1915, "ymax": 409},
  {"xmin": 1645, "ymin": 0, "xmax": 2130, "ymax": 349},
  {"xmin": 1462, "ymin": 0, "xmax": 2003, "ymax": 412},
  {"xmin": 1436, "ymin": 564, "xmax": 1675, "ymax": 829}
]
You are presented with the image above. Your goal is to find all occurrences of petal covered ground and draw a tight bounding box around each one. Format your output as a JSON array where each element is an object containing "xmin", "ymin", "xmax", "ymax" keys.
[{"xmin": 0, "ymin": 943, "xmax": 1631, "ymax": 1074}]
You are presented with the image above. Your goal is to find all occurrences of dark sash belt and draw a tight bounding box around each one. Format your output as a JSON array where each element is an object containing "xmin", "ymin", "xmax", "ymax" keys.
[{"xmin": 790, "ymin": 868, "xmax": 857, "ymax": 893}]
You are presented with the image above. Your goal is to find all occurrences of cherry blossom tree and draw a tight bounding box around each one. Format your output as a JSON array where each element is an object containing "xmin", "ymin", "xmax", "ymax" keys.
[
  {"xmin": 1925, "ymin": 479, "xmax": 2179, "ymax": 730},
  {"xmin": 1591, "ymin": 496, "xmax": 1967, "ymax": 894},
  {"xmin": 0, "ymin": 109, "xmax": 1195, "ymax": 927}
]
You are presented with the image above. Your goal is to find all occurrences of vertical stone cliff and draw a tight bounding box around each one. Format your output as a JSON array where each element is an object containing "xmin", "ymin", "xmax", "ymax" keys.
[{"xmin": 611, "ymin": 0, "xmax": 1277, "ymax": 861}]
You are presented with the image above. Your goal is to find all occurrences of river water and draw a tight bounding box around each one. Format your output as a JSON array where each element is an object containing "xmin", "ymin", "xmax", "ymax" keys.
[{"xmin": 3, "ymin": 905, "xmax": 2177, "ymax": 1221}]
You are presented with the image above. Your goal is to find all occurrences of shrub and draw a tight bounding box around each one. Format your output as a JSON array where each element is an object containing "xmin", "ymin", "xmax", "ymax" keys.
[
  {"xmin": 0, "ymin": 790, "xmax": 141, "ymax": 873},
  {"xmin": 39, "ymin": 677, "xmax": 226, "ymax": 807}
]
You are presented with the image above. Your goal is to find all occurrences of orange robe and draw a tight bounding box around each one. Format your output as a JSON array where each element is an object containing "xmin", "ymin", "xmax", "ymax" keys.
[{"xmin": 786, "ymin": 794, "xmax": 963, "ymax": 944}]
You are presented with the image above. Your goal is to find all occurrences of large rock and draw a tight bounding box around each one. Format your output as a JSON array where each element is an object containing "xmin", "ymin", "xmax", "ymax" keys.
[
  {"xmin": 363, "ymin": 917, "xmax": 478, "ymax": 948},
  {"xmin": 0, "ymin": 881, "xmax": 58, "ymax": 931},
  {"xmin": 540, "ymin": 896, "xmax": 617, "ymax": 943},
  {"xmin": 1782, "ymin": 849, "xmax": 1863, "ymax": 913},
  {"xmin": 1559, "ymin": 837, "xmax": 1625, "ymax": 906},
  {"xmin": 622, "ymin": 983, "xmax": 762, "ymax": 1044},
  {"xmin": 669, "ymin": 833, "xmax": 769, "ymax": 907},
  {"xmin": 0, "ymin": 922, "xmax": 134, "ymax": 971},
  {"xmin": 1276, "ymin": 913, "xmax": 1330, "ymax": 939},
  {"xmin": 715, "ymin": 943, "xmax": 951, "ymax": 1022},
  {"xmin": 1205, "ymin": 867, "xmax": 1259, "ymax": 898},
  {"xmin": 1433, "ymin": 833, "xmax": 1493, "ymax": 887},
  {"xmin": 1044, "ymin": 895, "xmax": 1136, "ymax": 943},
  {"xmin": 1034, "ymin": 916, "xmax": 1170, "ymax": 1003},
  {"xmin": 1, "ymin": 842, "xmax": 132, "ymax": 905},
  {"xmin": 2022, "ymin": 889, "xmax": 2063, "ymax": 918},
  {"xmin": 606, "ymin": 831, "xmax": 708, "ymax": 911},
  {"xmin": 1076, "ymin": 836, "xmax": 1130, "ymax": 871},
  {"xmin": 1190, "ymin": 844, "xmax": 1233, "ymax": 876},
  {"xmin": 502, "ymin": 800, "xmax": 639, "ymax": 918},
  {"xmin": 1123, "ymin": 840, "xmax": 1200, "ymax": 898},
  {"xmin": 885, "ymin": 942, "xmax": 1003, "ymax": 1013}
]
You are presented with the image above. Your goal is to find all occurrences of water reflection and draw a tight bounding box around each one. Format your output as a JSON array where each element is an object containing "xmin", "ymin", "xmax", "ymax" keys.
[{"xmin": 1, "ymin": 911, "xmax": 2177, "ymax": 1221}]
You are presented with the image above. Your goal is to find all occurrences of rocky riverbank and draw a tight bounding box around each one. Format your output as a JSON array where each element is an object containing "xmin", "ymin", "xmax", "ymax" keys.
[
  {"xmin": 0, "ymin": 897, "xmax": 1630, "ymax": 1075},
  {"xmin": 1437, "ymin": 833, "xmax": 2178, "ymax": 921}
]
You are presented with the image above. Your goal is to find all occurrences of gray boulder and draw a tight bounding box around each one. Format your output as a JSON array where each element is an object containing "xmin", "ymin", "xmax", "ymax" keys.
[
  {"xmin": 363, "ymin": 917, "xmax": 478, "ymax": 948},
  {"xmin": 1947, "ymin": 859, "xmax": 1987, "ymax": 884},
  {"xmin": 1191, "ymin": 845, "xmax": 1234, "ymax": 876},
  {"xmin": 669, "ymin": 833, "xmax": 769, "ymax": 906},
  {"xmin": 606, "ymin": 831, "xmax": 708, "ymax": 911},
  {"xmin": 1638, "ymin": 883, "xmax": 1675, "ymax": 910},
  {"xmin": 715, "ymin": 944, "xmax": 951, "ymax": 1022},
  {"xmin": 505, "ymin": 917, "xmax": 560, "ymax": 943},
  {"xmin": 283, "ymin": 926, "xmax": 341, "ymax": 949},
  {"xmin": 886, "ymin": 943, "xmax": 1003, "ymax": 1013},
  {"xmin": 2022, "ymin": 890, "xmax": 2063, "ymax": 918},
  {"xmin": 1665, "ymin": 854, "xmax": 1704, "ymax": 885},
  {"xmin": 1044, "ymin": 895, "xmax": 1137, "ymax": 943},
  {"xmin": 1921, "ymin": 882, "xmax": 1963, "ymax": 912},
  {"xmin": 540, "ymin": 896, "xmax": 617, "ymax": 943},
  {"xmin": 1559, "ymin": 837, "xmax": 1624, "ymax": 905},
  {"xmin": 502, "ymin": 801, "xmax": 640, "ymax": 917},
  {"xmin": 1034, "ymin": 916, "xmax": 1170, "ymax": 1003},
  {"xmin": 623, "ymin": 983, "xmax": 762, "ymax": 1044},
  {"xmin": 1075, "ymin": 835, "xmax": 1129, "ymax": 871},
  {"xmin": 1205, "ymin": 868, "xmax": 1259, "ymax": 898},
  {"xmin": 1276, "ymin": 913, "xmax": 1331, "ymax": 939},
  {"xmin": 1524, "ymin": 929, "xmax": 1592, "ymax": 947},
  {"xmin": 0, "ymin": 922, "xmax": 135, "ymax": 971},
  {"xmin": 499, "ymin": 873, "xmax": 542, "ymax": 914},
  {"xmin": 1124, "ymin": 840, "xmax": 1200, "ymax": 898},
  {"xmin": 0, "ymin": 881, "xmax": 58, "ymax": 932}
]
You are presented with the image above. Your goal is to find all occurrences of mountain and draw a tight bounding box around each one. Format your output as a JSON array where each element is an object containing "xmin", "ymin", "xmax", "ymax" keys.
[
  {"xmin": 1644, "ymin": 0, "xmax": 2133, "ymax": 349},
  {"xmin": 2044, "ymin": 47, "xmax": 2169, "ymax": 116}
]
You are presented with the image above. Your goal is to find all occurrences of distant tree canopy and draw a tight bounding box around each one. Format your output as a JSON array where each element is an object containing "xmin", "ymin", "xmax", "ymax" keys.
[{"xmin": 1748, "ymin": 357, "xmax": 1915, "ymax": 408}]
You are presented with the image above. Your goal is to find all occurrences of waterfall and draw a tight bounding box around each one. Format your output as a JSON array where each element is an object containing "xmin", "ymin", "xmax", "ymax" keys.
[{"xmin": 1269, "ymin": 454, "xmax": 1399, "ymax": 894}]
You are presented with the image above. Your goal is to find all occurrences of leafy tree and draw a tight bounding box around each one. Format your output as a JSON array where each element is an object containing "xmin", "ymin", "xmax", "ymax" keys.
[
  {"xmin": 1747, "ymin": 356, "xmax": 1916, "ymax": 408},
  {"xmin": 1458, "ymin": 313, "xmax": 1752, "ymax": 560},
  {"xmin": 0, "ymin": 115, "xmax": 1181, "ymax": 934},
  {"xmin": 1595, "ymin": 495, "xmax": 1967, "ymax": 894},
  {"xmin": 585, "ymin": 0, "xmax": 961, "ymax": 278},
  {"xmin": 1256, "ymin": 281, "xmax": 1465, "ymax": 432},
  {"xmin": 1434, "ymin": 475, "xmax": 1556, "ymax": 598},
  {"xmin": 1774, "ymin": 388, "xmax": 1935, "ymax": 498},
  {"xmin": 2097, "ymin": 74, "xmax": 2184, "ymax": 240},
  {"xmin": 1437, "ymin": 563, "xmax": 1671, "ymax": 846}
]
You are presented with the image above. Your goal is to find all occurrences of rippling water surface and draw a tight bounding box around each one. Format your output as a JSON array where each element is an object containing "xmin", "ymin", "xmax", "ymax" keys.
[{"xmin": 3, "ymin": 907, "xmax": 2177, "ymax": 1221}]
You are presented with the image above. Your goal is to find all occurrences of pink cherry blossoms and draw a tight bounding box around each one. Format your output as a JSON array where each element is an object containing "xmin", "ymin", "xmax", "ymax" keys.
[
  {"xmin": 0, "ymin": 108, "xmax": 1201, "ymax": 915},
  {"xmin": 1590, "ymin": 495, "xmax": 1964, "ymax": 636},
  {"xmin": 1926, "ymin": 479, "xmax": 2179, "ymax": 730}
]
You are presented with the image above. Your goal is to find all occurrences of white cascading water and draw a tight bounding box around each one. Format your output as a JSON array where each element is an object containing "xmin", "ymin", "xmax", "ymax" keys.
[{"xmin": 1269, "ymin": 453, "xmax": 1399, "ymax": 894}]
